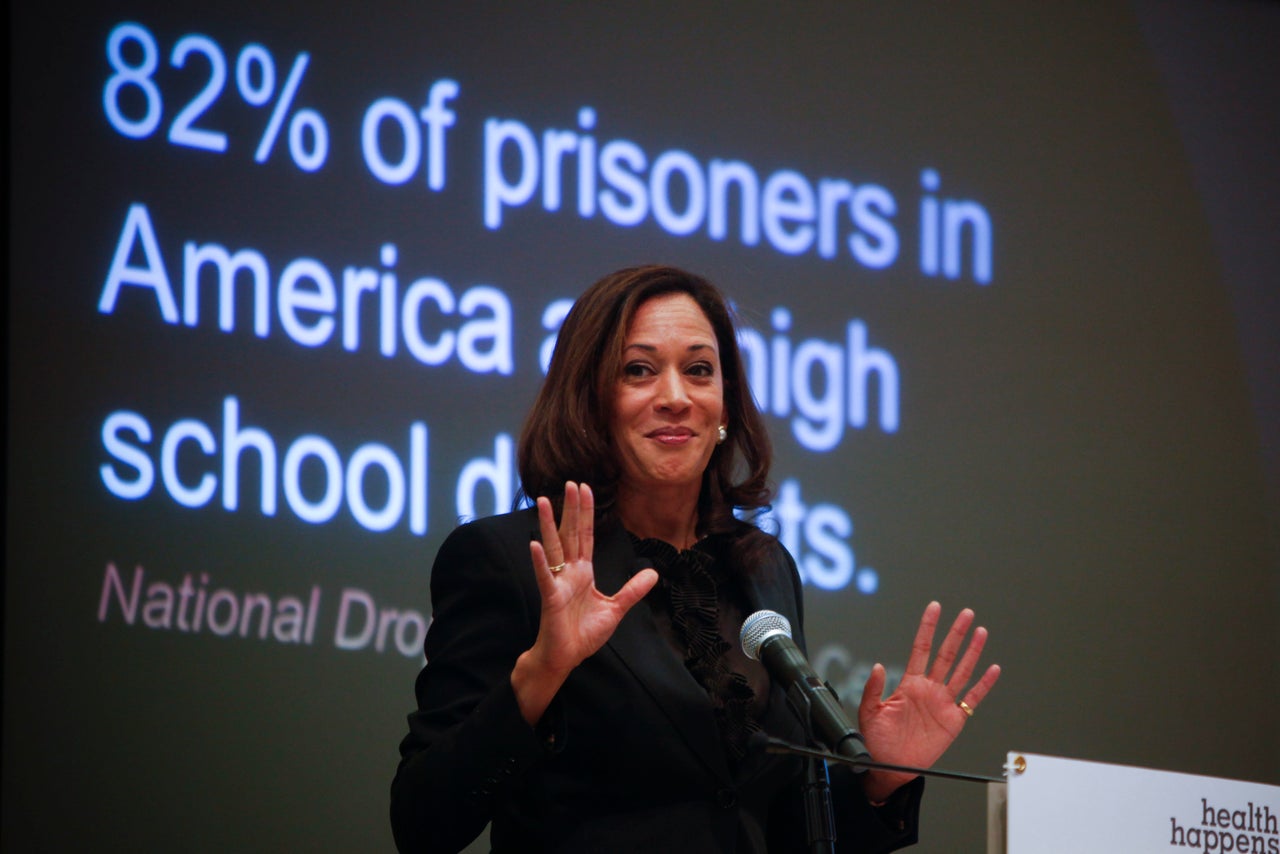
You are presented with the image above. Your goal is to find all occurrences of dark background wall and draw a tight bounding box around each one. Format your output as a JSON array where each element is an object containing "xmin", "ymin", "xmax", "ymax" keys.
[{"xmin": 7, "ymin": 2, "xmax": 1278, "ymax": 851}]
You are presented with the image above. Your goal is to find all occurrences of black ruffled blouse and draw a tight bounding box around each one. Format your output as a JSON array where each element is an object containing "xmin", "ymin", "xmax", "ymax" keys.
[{"xmin": 629, "ymin": 532, "xmax": 770, "ymax": 765}]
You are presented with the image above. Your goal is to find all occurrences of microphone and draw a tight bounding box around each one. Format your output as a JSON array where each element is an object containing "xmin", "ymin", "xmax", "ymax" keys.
[{"xmin": 740, "ymin": 610, "xmax": 870, "ymax": 765}]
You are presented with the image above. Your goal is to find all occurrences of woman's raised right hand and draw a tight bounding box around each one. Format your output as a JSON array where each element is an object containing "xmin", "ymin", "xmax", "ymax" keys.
[{"xmin": 511, "ymin": 482, "xmax": 658, "ymax": 725}]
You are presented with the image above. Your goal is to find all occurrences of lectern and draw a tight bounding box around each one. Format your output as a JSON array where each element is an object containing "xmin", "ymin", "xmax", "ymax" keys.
[{"xmin": 988, "ymin": 752, "xmax": 1280, "ymax": 853}]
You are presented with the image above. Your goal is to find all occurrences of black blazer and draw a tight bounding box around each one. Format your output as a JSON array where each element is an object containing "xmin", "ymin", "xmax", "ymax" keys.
[{"xmin": 391, "ymin": 509, "xmax": 921, "ymax": 853}]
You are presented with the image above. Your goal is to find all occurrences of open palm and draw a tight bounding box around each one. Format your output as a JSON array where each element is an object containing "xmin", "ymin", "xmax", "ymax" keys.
[
  {"xmin": 513, "ymin": 482, "xmax": 658, "ymax": 722},
  {"xmin": 857, "ymin": 602, "xmax": 1001, "ymax": 802}
]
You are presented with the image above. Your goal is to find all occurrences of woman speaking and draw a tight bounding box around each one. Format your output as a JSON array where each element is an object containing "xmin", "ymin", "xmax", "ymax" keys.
[{"xmin": 391, "ymin": 265, "xmax": 999, "ymax": 852}]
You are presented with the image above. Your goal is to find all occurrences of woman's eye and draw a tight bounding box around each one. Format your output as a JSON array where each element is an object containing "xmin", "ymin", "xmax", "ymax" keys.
[
  {"xmin": 687, "ymin": 362, "xmax": 714, "ymax": 377},
  {"xmin": 623, "ymin": 362, "xmax": 652, "ymax": 377}
]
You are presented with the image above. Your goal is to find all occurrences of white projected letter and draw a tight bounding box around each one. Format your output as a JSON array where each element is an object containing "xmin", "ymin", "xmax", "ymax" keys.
[
  {"xmin": 847, "ymin": 321, "xmax": 899, "ymax": 432},
  {"xmin": 401, "ymin": 277, "xmax": 456, "ymax": 366},
  {"xmin": 99, "ymin": 203, "xmax": 178, "ymax": 323},
  {"xmin": 483, "ymin": 118, "xmax": 538, "ymax": 229},
  {"xmin": 283, "ymin": 436, "xmax": 343, "ymax": 524},
  {"xmin": 456, "ymin": 286, "xmax": 513, "ymax": 375},
  {"xmin": 346, "ymin": 443, "xmax": 406, "ymax": 533},
  {"xmin": 790, "ymin": 339, "xmax": 844, "ymax": 451},
  {"xmin": 362, "ymin": 97, "xmax": 421, "ymax": 185},
  {"xmin": 101, "ymin": 411, "xmax": 155, "ymax": 499},
  {"xmin": 456, "ymin": 434, "xmax": 515, "ymax": 521},
  {"xmin": 762, "ymin": 171, "xmax": 816, "ymax": 256},
  {"xmin": 160, "ymin": 418, "xmax": 217, "ymax": 508},
  {"xmin": 850, "ymin": 185, "xmax": 898, "ymax": 269},
  {"xmin": 182, "ymin": 242, "xmax": 270, "ymax": 335},
  {"xmin": 278, "ymin": 258, "xmax": 336, "ymax": 347},
  {"xmin": 598, "ymin": 139, "xmax": 648, "ymax": 226},
  {"xmin": 419, "ymin": 79, "xmax": 459, "ymax": 191},
  {"xmin": 649, "ymin": 150, "xmax": 706, "ymax": 236}
]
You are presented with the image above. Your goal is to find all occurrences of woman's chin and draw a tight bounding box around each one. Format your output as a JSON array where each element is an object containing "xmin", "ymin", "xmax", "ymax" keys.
[{"xmin": 623, "ymin": 467, "xmax": 702, "ymax": 496}]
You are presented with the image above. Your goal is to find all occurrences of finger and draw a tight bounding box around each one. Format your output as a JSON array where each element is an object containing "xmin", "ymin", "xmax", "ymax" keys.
[
  {"xmin": 928, "ymin": 607, "xmax": 975, "ymax": 682},
  {"xmin": 529, "ymin": 540, "xmax": 557, "ymax": 601},
  {"xmin": 860, "ymin": 662, "xmax": 886, "ymax": 712},
  {"xmin": 560, "ymin": 482, "xmax": 579, "ymax": 563},
  {"xmin": 960, "ymin": 663, "xmax": 1001, "ymax": 711},
  {"xmin": 610, "ymin": 568, "xmax": 658, "ymax": 614},
  {"xmin": 946, "ymin": 625, "xmax": 988, "ymax": 695},
  {"xmin": 904, "ymin": 601, "xmax": 942, "ymax": 676},
  {"xmin": 579, "ymin": 483, "xmax": 595, "ymax": 565},
  {"xmin": 536, "ymin": 496, "xmax": 565, "ymax": 566}
]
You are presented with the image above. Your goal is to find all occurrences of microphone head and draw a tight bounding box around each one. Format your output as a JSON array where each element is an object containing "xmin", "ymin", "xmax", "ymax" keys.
[{"xmin": 740, "ymin": 609, "xmax": 792, "ymax": 660}]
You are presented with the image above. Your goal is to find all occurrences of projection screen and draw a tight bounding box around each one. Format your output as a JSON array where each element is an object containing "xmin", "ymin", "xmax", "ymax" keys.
[{"xmin": 7, "ymin": 2, "xmax": 1278, "ymax": 851}]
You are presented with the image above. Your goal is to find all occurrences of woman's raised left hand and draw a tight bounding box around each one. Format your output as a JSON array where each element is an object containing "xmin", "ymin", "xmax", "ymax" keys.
[{"xmin": 856, "ymin": 601, "xmax": 1001, "ymax": 803}]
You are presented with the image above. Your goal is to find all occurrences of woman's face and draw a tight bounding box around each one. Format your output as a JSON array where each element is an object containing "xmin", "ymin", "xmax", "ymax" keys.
[{"xmin": 610, "ymin": 293, "xmax": 726, "ymax": 500}]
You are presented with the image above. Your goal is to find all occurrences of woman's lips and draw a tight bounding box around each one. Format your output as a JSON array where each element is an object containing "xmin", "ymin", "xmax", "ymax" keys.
[{"xmin": 647, "ymin": 427, "xmax": 694, "ymax": 445}]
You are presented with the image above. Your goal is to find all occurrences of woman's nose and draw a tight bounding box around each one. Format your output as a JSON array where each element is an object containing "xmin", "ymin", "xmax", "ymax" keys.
[{"xmin": 655, "ymin": 368, "xmax": 691, "ymax": 410}]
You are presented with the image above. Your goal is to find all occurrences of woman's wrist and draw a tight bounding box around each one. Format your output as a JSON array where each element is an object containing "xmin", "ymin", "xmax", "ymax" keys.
[
  {"xmin": 511, "ymin": 648, "xmax": 571, "ymax": 727},
  {"xmin": 862, "ymin": 768, "xmax": 915, "ymax": 806}
]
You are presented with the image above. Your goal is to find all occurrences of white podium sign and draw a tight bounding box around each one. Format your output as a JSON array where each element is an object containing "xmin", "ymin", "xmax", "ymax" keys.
[{"xmin": 992, "ymin": 751, "xmax": 1280, "ymax": 854}]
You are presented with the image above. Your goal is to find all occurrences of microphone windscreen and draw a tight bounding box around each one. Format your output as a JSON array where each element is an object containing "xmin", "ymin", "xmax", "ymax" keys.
[{"xmin": 740, "ymin": 609, "xmax": 792, "ymax": 660}]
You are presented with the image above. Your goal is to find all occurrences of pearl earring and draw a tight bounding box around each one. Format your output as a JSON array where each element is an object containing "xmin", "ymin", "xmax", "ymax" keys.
[{"xmin": 717, "ymin": 425, "xmax": 728, "ymax": 444}]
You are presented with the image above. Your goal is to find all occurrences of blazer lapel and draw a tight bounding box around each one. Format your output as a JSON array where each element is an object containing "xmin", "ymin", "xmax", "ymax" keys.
[{"xmin": 592, "ymin": 522, "xmax": 733, "ymax": 786}]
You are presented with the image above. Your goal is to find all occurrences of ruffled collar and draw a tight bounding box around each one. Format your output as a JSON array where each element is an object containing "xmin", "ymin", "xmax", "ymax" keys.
[{"xmin": 628, "ymin": 532, "xmax": 759, "ymax": 760}]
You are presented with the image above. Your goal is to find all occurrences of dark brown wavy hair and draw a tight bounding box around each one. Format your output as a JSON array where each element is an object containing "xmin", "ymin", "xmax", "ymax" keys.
[{"xmin": 516, "ymin": 265, "xmax": 773, "ymax": 537}]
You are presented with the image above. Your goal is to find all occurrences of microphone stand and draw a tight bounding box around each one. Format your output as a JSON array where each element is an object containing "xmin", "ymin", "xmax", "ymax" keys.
[{"xmin": 785, "ymin": 684, "xmax": 837, "ymax": 854}]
